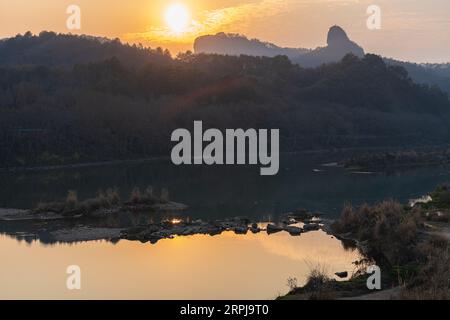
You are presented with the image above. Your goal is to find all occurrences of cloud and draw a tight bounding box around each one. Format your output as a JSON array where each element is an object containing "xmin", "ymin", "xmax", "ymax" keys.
[
  {"xmin": 124, "ymin": 0, "xmax": 362, "ymax": 45},
  {"xmin": 124, "ymin": 0, "xmax": 293, "ymax": 44}
]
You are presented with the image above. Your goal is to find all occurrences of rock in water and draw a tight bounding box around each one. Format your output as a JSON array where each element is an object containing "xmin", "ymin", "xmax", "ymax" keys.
[
  {"xmin": 234, "ymin": 226, "xmax": 248, "ymax": 235},
  {"xmin": 335, "ymin": 271, "xmax": 348, "ymax": 279},
  {"xmin": 303, "ymin": 223, "xmax": 320, "ymax": 232},
  {"xmin": 250, "ymin": 223, "xmax": 261, "ymax": 234},
  {"xmin": 267, "ymin": 224, "xmax": 284, "ymax": 234},
  {"xmin": 285, "ymin": 226, "xmax": 303, "ymax": 236}
]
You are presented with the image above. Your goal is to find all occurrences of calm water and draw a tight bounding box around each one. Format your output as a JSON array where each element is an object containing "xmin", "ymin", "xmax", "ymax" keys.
[
  {"xmin": 0, "ymin": 154, "xmax": 449, "ymax": 218},
  {"xmin": 0, "ymin": 231, "xmax": 360, "ymax": 300},
  {"xmin": 1, "ymin": 153, "xmax": 449, "ymax": 299}
]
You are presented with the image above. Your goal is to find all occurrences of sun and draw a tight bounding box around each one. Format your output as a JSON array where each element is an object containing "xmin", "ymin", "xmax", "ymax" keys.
[{"xmin": 165, "ymin": 3, "xmax": 191, "ymax": 34}]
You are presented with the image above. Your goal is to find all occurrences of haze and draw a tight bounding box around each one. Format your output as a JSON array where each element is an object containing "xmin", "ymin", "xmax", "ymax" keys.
[{"xmin": 0, "ymin": 0, "xmax": 449, "ymax": 63}]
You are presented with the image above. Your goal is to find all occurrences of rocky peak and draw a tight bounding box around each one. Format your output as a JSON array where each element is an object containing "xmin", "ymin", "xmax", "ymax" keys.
[{"xmin": 327, "ymin": 26, "xmax": 351, "ymax": 47}]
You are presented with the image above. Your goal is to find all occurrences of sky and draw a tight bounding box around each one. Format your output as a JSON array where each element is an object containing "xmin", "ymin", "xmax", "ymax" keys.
[{"xmin": 0, "ymin": 0, "xmax": 449, "ymax": 63}]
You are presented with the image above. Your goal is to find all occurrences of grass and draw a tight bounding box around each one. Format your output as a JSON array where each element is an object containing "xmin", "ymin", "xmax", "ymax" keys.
[
  {"xmin": 400, "ymin": 236, "xmax": 450, "ymax": 299},
  {"xmin": 34, "ymin": 186, "xmax": 170, "ymax": 216},
  {"xmin": 283, "ymin": 265, "xmax": 336, "ymax": 300},
  {"xmin": 328, "ymin": 192, "xmax": 450, "ymax": 300},
  {"xmin": 332, "ymin": 200, "xmax": 422, "ymax": 266},
  {"xmin": 303, "ymin": 266, "xmax": 336, "ymax": 300},
  {"xmin": 128, "ymin": 186, "xmax": 168, "ymax": 205}
]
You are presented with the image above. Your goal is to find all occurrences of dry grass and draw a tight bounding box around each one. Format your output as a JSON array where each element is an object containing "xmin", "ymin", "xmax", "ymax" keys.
[
  {"xmin": 400, "ymin": 236, "xmax": 450, "ymax": 300},
  {"xmin": 305, "ymin": 268, "xmax": 336, "ymax": 300},
  {"xmin": 35, "ymin": 188, "xmax": 121, "ymax": 215},
  {"xmin": 333, "ymin": 196, "xmax": 450, "ymax": 300},
  {"xmin": 332, "ymin": 200, "xmax": 422, "ymax": 265},
  {"xmin": 129, "ymin": 186, "xmax": 161, "ymax": 205},
  {"xmin": 35, "ymin": 185, "xmax": 170, "ymax": 216},
  {"xmin": 287, "ymin": 264, "xmax": 337, "ymax": 300},
  {"xmin": 65, "ymin": 190, "xmax": 78, "ymax": 208}
]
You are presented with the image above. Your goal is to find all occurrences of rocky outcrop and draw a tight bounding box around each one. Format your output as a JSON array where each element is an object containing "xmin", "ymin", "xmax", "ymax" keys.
[
  {"xmin": 295, "ymin": 26, "xmax": 364, "ymax": 67},
  {"xmin": 335, "ymin": 271, "xmax": 349, "ymax": 279},
  {"xmin": 194, "ymin": 26, "xmax": 364, "ymax": 68}
]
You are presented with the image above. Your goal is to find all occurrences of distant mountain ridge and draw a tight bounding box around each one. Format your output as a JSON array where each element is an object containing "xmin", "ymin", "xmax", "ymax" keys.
[
  {"xmin": 194, "ymin": 26, "xmax": 364, "ymax": 68},
  {"xmin": 1, "ymin": 27, "xmax": 449, "ymax": 95},
  {"xmin": 1, "ymin": 30, "xmax": 450, "ymax": 166},
  {"xmin": 194, "ymin": 26, "xmax": 450, "ymax": 95},
  {"xmin": 0, "ymin": 31, "xmax": 172, "ymax": 68},
  {"xmin": 194, "ymin": 32, "xmax": 311, "ymax": 59}
]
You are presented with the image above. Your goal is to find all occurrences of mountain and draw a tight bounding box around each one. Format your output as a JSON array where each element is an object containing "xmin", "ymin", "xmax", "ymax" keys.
[
  {"xmin": 293, "ymin": 26, "xmax": 365, "ymax": 67},
  {"xmin": 423, "ymin": 63, "xmax": 450, "ymax": 78},
  {"xmin": 1, "ymin": 43, "xmax": 450, "ymax": 166},
  {"xmin": 194, "ymin": 26, "xmax": 450, "ymax": 95},
  {"xmin": 194, "ymin": 26, "xmax": 364, "ymax": 67},
  {"xmin": 3, "ymin": 28, "xmax": 449, "ymax": 95},
  {"xmin": 194, "ymin": 32, "xmax": 310, "ymax": 59},
  {"xmin": 0, "ymin": 31, "xmax": 172, "ymax": 68},
  {"xmin": 385, "ymin": 59, "xmax": 450, "ymax": 95}
]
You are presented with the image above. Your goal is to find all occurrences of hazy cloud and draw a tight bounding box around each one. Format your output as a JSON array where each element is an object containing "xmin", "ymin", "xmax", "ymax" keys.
[{"xmin": 125, "ymin": 0, "xmax": 362, "ymax": 44}]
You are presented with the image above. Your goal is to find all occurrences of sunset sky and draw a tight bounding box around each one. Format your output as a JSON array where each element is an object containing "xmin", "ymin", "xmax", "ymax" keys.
[{"xmin": 0, "ymin": 0, "xmax": 449, "ymax": 63}]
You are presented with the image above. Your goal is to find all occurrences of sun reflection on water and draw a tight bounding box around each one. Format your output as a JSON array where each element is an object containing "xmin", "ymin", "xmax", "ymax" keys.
[{"xmin": 0, "ymin": 230, "xmax": 360, "ymax": 300}]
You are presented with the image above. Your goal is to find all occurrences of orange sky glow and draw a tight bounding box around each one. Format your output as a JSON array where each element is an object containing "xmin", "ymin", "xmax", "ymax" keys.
[{"xmin": 0, "ymin": 0, "xmax": 449, "ymax": 63}]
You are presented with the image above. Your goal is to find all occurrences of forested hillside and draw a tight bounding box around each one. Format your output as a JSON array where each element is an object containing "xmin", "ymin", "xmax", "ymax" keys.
[
  {"xmin": 0, "ymin": 32, "xmax": 449, "ymax": 167},
  {"xmin": 0, "ymin": 31, "xmax": 172, "ymax": 68}
]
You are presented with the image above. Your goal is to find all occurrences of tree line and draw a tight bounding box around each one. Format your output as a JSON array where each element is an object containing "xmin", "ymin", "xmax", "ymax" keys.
[{"xmin": 0, "ymin": 32, "xmax": 449, "ymax": 167}]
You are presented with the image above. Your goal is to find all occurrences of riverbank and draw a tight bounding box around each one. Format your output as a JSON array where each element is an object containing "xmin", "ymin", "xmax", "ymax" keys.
[
  {"xmin": 4, "ymin": 144, "xmax": 450, "ymax": 173},
  {"xmin": 343, "ymin": 148, "xmax": 450, "ymax": 171},
  {"xmin": 280, "ymin": 185, "xmax": 450, "ymax": 300}
]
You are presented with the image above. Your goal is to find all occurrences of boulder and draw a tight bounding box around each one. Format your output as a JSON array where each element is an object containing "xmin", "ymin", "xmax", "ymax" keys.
[
  {"xmin": 267, "ymin": 224, "xmax": 284, "ymax": 234},
  {"xmin": 303, "ymin": 223, "xmax": 320, "ymax": 232},
  {"xmin": 250, "ymin": 223, "xmax": 261, "ymax": 234},
  {"xmin": 285, "ymin": 226, "xmax": 302, "ymax": 236},
  {"xmin": 335, "ymin": 271, "xmax": 348, "ymax": 279},
  {"xmin": 234, "ymin": 226, "xmax": 248, "ymax": 235}
]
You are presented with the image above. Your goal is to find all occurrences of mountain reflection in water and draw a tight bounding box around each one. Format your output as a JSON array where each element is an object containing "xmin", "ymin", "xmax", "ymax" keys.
[{"xmin": 0, "ymin": 230, "xmax": 360, "ymax": 300}]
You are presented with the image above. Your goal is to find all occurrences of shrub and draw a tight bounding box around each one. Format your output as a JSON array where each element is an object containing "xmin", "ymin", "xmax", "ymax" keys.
[
  {"xmin": 106, "ymin": 188, "xmax": 121, "ymax": 205},
  {"xmin": 65, "ymin": 190, "xmax": 78, "ymax": 209},
  {"xmin": 332, "ymin": 200, "xmax": 422, "ymax": 265},
  {"xmin": 286, "ymin": 277, "xmax": 298, "ymax": 292},
  {"xmin": 160, "ymin": 188, "xmax": 170, "ymax": 203},
  {"xmin": 303, "ymin": 265, "xmax": 335, "ymax": 300},
  {"xmin": 130, "ymin": 187, "xmax": 142, "ymax": 204},
  {"xmin": 400, "ymin": 236, "xmax": 450, "ymax": 299}
]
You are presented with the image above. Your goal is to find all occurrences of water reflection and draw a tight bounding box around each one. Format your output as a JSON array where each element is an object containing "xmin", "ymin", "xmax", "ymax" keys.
[
  {"xmin": 0, "ymin": 231, "xmax": 360, "ymax": 300},
  {"xmin": 1, "ymin": 154, "xmax": 449, "ymax": 219},
  {"xmin": 1, "ymin": 153, "xmax": 449, "ymax": 299}
]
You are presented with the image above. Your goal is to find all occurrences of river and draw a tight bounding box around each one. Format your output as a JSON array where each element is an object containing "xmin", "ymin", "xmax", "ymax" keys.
[{"xmin": 0, "ymin": 154, "xmax": 449, "ymax": 299}]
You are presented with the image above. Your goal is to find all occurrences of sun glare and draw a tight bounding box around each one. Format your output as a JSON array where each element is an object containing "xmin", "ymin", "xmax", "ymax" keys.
[{"xmin": 165, "ymin": 3, "xmax": 191, "ymax": 34}]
